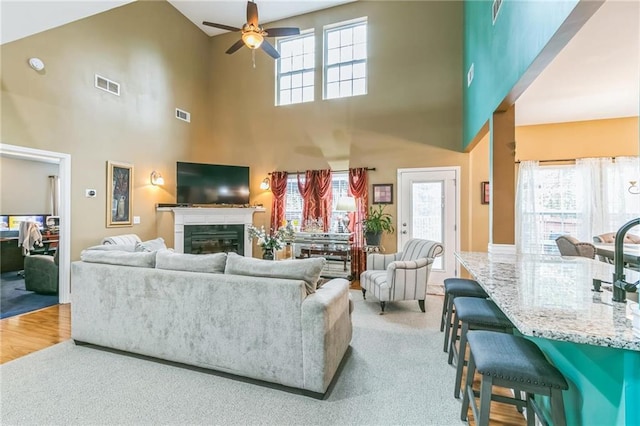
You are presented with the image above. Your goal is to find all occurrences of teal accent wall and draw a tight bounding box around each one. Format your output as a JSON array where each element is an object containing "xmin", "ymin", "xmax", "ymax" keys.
[
  {"xmin": 463, "ymin": 0, "xmax": 579, "ymax": 149},
  {"xmin": 532, "ymin": 337, "xmax": 640, "ymax": 425}
]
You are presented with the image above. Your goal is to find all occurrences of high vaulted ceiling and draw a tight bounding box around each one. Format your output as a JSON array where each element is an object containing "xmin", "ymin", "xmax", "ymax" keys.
[{"xmin": 1, "ymin": 0, "xmax": 638, "ymax": 126}]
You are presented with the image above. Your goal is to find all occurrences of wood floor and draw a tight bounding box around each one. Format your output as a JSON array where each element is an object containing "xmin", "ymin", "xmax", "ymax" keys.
[{"xmin": 0, "ymin": 300, "xmax": 525, "ymax": 425}]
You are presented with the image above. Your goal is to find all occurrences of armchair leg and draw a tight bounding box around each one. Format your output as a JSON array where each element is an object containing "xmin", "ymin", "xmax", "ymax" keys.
[
  {"xmin": 380, "ymin": 301, "xmax": 386, "ymax": 313},
  {"xmin": 362, "ymin": 289, "xmax": 367, "ymax": 300},
  {"xmin": 418, "ymin": 299, "xmax": 425, "ymax": 312}
]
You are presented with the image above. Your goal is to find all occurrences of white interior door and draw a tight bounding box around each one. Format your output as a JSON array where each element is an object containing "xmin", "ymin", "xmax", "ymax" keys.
[{"xmin": 397, "ymin": 168, "xmax": 459, "ymax": 294}]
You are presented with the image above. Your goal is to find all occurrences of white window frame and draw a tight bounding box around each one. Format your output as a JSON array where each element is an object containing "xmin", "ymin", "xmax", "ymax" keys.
[
  {"xmin": 275, "ymin": 30, "xmax": 315, "ymax": 106},
  {"xmin": 323, "ymin": 17, "xmax": 368, "ymax": 100}
]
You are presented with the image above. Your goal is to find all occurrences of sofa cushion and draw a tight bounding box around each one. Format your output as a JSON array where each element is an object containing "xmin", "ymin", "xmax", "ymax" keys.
[
  {"xmin": 155, "ymin": 249, "xmax": 227, "ymax": 274},
  {"xmin": 225, "ymin": 252, "xmax": 325, "ymax": 294},
  {"xmin": 80, "ymin": 249, "xmax": 156, "ymax": 268},
  {"xmin": 135, "ymin": 237, "xmax": 167, "ymax": 252}
]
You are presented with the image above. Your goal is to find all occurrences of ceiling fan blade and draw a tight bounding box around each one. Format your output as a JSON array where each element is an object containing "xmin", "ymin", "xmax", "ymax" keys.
[
  {"xmin": 260, "ymin": 39, "xmax": 280, "ymax": 59},
  {"xmin": 202, "ymin": 21, "xmax": 241, "ymax": 32},
  {"xmin": 225, "ymin": 39, "xmax": 246, "ymax": 55},
  {"xmin": 265, "ymin": 27, "xmax": 300, "ymax": 37},
  {"xmin": 247, "ymin": 1, "xmax": 259, "ymax": 27}
]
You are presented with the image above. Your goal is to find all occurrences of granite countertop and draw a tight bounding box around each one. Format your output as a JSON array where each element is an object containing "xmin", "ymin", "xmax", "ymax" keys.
[{"xmin": 455, "ymin": 252, "xmax": 640, "ymax": 351}]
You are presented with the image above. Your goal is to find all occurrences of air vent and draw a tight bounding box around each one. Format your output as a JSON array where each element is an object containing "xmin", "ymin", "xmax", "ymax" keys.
[
  {"xmin": 492, "ymin": 0, "xmax": 503, "ymax": 24},
  {"xmin": 176, "ymin": 108, "xmax": 191, "ymax": 123},
  {"xmin": 95, "ymin": 74, "xmax": 120, "ymax": 96}
]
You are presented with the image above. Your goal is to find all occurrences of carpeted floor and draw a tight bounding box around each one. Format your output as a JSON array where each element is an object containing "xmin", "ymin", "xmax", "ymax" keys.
[
  {"xmin": 0, "ymin": 272, "xmax": 58, "ymax": 319},
  {"xmin": 0, "ymin": 291, "xmax": 463, "ymax": 425}
]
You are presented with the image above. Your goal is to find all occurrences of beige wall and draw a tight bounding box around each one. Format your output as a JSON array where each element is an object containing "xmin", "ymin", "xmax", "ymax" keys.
[
  {"xmin": 0, "ymin": 157, "xmax": 59, "ymax": 213},
  {"xmin": 0, "ymin": 1, "xmax": 211, "ymax": 257},
  {"xmin": 516, "ymin": 117, "xmax": 639, "ymax": 160},
  {"xmin": 468, "ymin": 133, "xmax": 490, "ymax": 252},
  {"xmin": 1, "ymin": 1, "xmax": 468, "ymax": 258},
  {"xmin": 198, "ymin": 1, "xmax": 466, "ymax": 253}
]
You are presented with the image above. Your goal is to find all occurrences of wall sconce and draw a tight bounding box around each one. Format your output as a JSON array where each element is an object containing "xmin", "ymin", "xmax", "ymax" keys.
[
  {"xmin": 150, "ymin": 171, "xmax": 165, "ymax": 186},
  {"xmin": 260, "ymin": 177, "xmax": 270, "ymax": 190},
  {"xmin": 629, "ymin": 181, "xmax": 640, "ymax": 195}
]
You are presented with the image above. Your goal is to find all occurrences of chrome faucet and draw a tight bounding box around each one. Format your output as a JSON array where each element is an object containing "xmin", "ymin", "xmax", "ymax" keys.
[{"xmin": 612, "ymin": 217, "xmax": 640, "ymax": 302}]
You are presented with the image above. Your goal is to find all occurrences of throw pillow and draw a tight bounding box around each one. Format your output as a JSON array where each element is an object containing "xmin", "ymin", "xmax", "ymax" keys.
[
  {"xmin": 80, "ymin": 250, "xmax": 156, "ymax": 268},
  {"xmin": 135, "ymin": 237, "xmax": 167, "ymax": 252},
  {"xmin": 155, "ymin": 249, "xmax": 227, "ymax": 274},
  {"xmin": 224, "ymin": 252, "xmax": 325, "ymax": 294}
]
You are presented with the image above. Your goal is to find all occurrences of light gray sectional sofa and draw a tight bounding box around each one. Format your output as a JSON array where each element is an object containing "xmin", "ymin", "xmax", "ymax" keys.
[{"xmin": 71, "ymin": 248, "xmax": 352, "ymax": 396}]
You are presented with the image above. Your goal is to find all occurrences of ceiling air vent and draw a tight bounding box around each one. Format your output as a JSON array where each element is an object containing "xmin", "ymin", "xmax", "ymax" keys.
[
  {"xmin": 175, "ymin": 108, "xmax": 191, "ymax": 123},
  {"xmin": 492, "ymin": 0, "xmax": 503, "ymax": 24},
  {"xmin": 95, "ymin": 74, "xmax": 120, "ymax": 96}
]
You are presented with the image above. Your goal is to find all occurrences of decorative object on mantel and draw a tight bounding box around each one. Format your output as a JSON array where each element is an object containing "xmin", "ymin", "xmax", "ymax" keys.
[
  {"xmin": 106, "ymin": 161, "xmax": 133, "ymax": 228},
  {"xmin": 247, "ymin": 225, "xmax": 285, "ymax": 260}
]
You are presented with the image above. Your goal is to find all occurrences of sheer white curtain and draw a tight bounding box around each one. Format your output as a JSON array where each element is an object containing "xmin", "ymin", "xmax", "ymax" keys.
[
  {"xmin": 603, "ymin": 156, "xmax": 640, "ymax": 232},
  {"xmin": 515, "ymin": 160, "xmax": 543, "ymax": 254},
  {"xmin": 516, "ymin": 156, "xmax": 640, "ymax": 255},
  {"xmin": 575, "ymin": 157, "xmax": 611, "ymax": 240}
]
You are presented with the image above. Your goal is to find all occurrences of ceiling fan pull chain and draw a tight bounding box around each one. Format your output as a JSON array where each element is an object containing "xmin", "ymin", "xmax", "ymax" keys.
[{"xmin": 252, "ymin": 49, "xmax": 256, "ymax": 68}]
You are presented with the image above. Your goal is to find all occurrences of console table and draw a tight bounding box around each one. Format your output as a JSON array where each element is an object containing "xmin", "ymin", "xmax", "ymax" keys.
[{"xmin": 293, "ymin": 232, "xmax": 353, "ymax": 280}]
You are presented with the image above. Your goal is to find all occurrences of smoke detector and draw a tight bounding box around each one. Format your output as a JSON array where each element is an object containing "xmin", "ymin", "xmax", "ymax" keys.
[{"xmin": 28, "ymin": 57, "xmax": 45, "ymax": 71}]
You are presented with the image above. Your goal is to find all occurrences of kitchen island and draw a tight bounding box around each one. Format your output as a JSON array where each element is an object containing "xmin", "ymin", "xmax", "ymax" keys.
[{"xmin": 455, "ymin": 252, "xmax": 639, "ymax": 426}]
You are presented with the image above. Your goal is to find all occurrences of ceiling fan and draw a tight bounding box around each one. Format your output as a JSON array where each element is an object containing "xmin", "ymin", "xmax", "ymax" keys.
[{"xmin": 203, "ymin": 1, "xmax": 300, "ymax": 59}]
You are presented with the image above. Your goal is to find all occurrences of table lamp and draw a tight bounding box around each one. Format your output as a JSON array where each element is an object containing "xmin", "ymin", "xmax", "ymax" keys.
[{"xmin": 335, "ymin": 196, "xmax": 357, "ymax": 233}]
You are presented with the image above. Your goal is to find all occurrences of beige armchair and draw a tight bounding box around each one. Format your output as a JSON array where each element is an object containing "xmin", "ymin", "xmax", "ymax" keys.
[
  {"xmin": 359, "ymin": 239, "xmax": 443, "ymax": 313},
  {"xmin": 555, "ymin": 235, "xmax": 596, "ymax": 259}
]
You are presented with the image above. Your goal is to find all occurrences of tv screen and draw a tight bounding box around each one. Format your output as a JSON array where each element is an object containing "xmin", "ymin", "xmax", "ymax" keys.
[{"xmin": 177, "ymin": 162, "xmax": 250, "ymax": 206}]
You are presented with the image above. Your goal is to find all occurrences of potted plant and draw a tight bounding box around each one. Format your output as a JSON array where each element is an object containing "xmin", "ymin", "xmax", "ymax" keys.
[{"xmin": 361, "ymin": 205, "xmax": 395, "ymax": 246}]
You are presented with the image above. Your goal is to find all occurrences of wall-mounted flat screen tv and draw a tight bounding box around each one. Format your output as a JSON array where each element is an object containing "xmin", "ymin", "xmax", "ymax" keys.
[{"xmin": 177, "ymin": 162, "xmax": 250, "ymax": 206}]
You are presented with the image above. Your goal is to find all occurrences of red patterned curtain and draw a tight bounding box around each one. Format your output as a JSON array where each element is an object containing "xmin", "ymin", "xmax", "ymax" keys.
[
  {"xmin": 348, "ymin": 168, "xmax": 369, "ymax": 276},
  {"xmin": 297, "ymin": 169, "xmax": 333, "ymax": 231},
  {"xmin": 270, "ymin": 171, "xmax": 288, "ymax": 232},
  {"xmin": 315, "ymin": 170, "xmax": 333, "ymax": 231},
  {"xmin": 297, "ymin": 171, "xmax": 314, "ymax": 226}
]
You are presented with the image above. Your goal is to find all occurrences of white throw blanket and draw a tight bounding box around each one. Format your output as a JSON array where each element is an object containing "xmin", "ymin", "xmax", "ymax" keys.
[{"xmin": 18, "ymin": 221, "xmax": 43, "ymax": 255}]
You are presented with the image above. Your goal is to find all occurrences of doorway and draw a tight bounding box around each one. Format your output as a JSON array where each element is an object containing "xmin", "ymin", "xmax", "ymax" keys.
[
  {"xmin": 397, "ymin": 167, "xmax": 459, "ymax": 293},
  {"xmin": 0, "ymin": 144, "xmax": 71, "ymax": 304}
]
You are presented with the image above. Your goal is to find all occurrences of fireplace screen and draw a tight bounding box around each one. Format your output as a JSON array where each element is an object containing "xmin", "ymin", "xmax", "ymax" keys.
[{"xmin": 184, "ymin": 224, "xmax": 244, "ymax": 255}]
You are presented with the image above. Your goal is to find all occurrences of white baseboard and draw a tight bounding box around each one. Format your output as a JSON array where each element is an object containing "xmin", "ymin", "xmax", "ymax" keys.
[{"xmin": 488, "ymin": 244, "xmax": 516, "ymax": 255}]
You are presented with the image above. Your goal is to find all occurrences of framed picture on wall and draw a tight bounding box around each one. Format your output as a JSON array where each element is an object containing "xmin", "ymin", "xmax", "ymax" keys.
[
  {"xmin": 481, "ymin": 181, "xmax": 490, "ymax": 205},
  {"xmin": 107, "ymin": 161, "xmax": 133, "ymax": 227},
  {"xmin": 372, "ymin": 184, "xmax": 393, "ymax": 204}
]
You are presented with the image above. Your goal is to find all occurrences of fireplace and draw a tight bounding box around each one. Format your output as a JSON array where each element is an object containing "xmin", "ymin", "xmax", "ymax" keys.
[
  {"xmin": 184, "ymin": 225, "xmax": 244, "ymax": 255},
  {"xmin": 170, "ymin": 207, "xmax": 260, "ymax": 257}
]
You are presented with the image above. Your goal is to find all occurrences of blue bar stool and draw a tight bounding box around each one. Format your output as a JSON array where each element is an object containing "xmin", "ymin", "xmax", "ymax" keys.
[
  {"xmin": 440, "ymin": 278, "xmax": 487, "ymax": 353},
  {"xmin": 448, "ymin": 297, "xmax": 513, "ymax": 399},
  {"xmin": 461, "ymin": 330, "xmax": 568, "ymax": 426}
]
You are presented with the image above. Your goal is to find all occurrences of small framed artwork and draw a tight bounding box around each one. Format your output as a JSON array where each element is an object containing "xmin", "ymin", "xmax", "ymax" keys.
[
  {"xmin": 481, "ymin": 181, "xmax": 490, "ymax": 205},
  {"xmin": 107, "ymin": 161, "xmax": 133, "ymax": 227},
  {"xmin": 372, "ymin": 184, "xmax": 393, "ymax": 204}
]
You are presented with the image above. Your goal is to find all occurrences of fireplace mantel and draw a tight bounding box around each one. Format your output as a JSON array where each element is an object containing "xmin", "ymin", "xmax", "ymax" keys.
[{"xmin": 171, "ymin": 207, "xmax": 262, "ymax": 256}]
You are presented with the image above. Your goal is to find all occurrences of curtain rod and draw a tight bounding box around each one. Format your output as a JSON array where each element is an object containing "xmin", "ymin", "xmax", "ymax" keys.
[
  {"xmin": 269, "ymin": 167, "xmax": 376, "ymax": 175},
  {"xmin": 515, "ymin": 159, "xmax": 575, "ymax": 164},
  {"xmin": 515, "ymin": 156, "xmax": 623, "ymax": 164}
]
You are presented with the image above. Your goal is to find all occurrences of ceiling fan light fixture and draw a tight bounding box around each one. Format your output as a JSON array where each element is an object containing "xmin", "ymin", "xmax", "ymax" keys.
[{"xmin": 242, "ymin": 31, "xmax": 264, "ymax": 49}]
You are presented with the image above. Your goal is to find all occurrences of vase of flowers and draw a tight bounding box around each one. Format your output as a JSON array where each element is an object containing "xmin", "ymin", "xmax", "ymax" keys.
[{"xmin": 247, "ymin": 225, "xmax": 285, "ymax": 260}]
